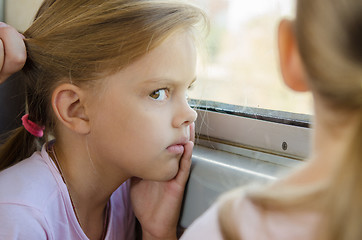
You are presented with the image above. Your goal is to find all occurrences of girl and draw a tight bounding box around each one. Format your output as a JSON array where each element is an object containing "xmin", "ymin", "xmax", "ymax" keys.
[
  {"xmin": 182, "ymin": 0, "xmax": 362, "ymax": 239},
  {"xmin": 0, "ymin": 0, "xmax": 206, "ymax": 239}
]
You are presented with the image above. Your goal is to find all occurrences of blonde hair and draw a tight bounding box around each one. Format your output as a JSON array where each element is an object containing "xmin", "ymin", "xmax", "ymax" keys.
[
  {"xmin": 219, "ymin": 0, "xmax": 362, "ymax": 239},
  {"xmin": 0, "ymin": 0, "xmax": 207, "ymax": 170}
]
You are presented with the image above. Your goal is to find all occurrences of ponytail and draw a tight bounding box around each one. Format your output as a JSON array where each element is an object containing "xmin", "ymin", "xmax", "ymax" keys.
[
  {"xmin": 0, "ymin": 1, "xmax": 53, "ymax": 172},
  {"xmin": 324, "ymin": 110, "xmax": 362, "ymax": 240},
  {"xmin": 0, "ymin": 126, "xmax": 39, "ymax": 171}
]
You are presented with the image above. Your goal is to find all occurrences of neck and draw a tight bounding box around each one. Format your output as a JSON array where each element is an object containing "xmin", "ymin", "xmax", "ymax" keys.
[
  {"xmin": 50, "ymin": 136, "xmax": 129, "ymax": 239},
  {"xmin": 310, "ymin": 100, "xmax": 359, "ymax": 172}
]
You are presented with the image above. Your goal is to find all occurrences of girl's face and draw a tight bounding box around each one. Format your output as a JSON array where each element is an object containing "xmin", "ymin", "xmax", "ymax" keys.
[{"xmin": 86, "ymin": 31, "xmax": 197, "ymax": 181}]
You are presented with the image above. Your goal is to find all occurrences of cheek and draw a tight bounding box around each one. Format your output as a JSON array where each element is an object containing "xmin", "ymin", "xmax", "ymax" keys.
[
  {"xmin": 124, "ymin": 108, "xmax": 170, "ymax": 141},
  {"xmin": 103, "ymin": 111, "xmax": 166, "ymax": 152},
  {"xmin": 90, "ymin": 99, "xmax": 171, "ymax": 152},
  {"xmin": 124, "ymin": 123, "xmax": 165, "ymax": 151}
]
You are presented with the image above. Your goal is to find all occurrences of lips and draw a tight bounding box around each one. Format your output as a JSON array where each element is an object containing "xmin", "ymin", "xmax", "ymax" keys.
[
  {"xmin": 166, "ymin": 144, "xmax": 185, "ymax": 154},
  {"xmin": 167, "ymin": 137, "xmax": 188, "ymax": 154}
]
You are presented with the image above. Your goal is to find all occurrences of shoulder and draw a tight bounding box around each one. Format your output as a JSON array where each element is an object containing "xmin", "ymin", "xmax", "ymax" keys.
[
  {"xmin": 0, "ymin": 203, "xmax": 51, "ymax": 239},
  {"xmin": 0, "ymin": 149, "xmax": 59, "ymax": 210},
  {"xmin": 235, "ymin": 194, "xmax": 321, "ymax": 240},
  {"xmin": 0, "ymin": 146, "xmax": 88, "ymax": 239}
]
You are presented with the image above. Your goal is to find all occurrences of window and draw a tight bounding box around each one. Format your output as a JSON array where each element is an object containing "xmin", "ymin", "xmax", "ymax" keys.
[{"xmin": 190, "ymin": 0, "xmax": 313, "ymax": 115}]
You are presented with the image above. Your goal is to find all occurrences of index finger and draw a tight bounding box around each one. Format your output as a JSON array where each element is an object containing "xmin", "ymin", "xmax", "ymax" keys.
[
  {"xmin": 174, "ymin": 141, "xmax": 194, "ymax": 186},
  {"xmin": 189, "ymin": 122, "xmax": 195, "ymax": 143}
]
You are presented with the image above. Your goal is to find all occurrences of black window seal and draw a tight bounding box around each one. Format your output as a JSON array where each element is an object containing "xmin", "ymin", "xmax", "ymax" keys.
[{"xmin": 189, "ymin": 99, "xmax": 311, "ymax": 128}]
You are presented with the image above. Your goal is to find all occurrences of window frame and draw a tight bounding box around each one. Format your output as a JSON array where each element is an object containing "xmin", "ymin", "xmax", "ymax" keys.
[{"xmin": 190, "ymin": 99, "xmax": 312, "ymax": 160}]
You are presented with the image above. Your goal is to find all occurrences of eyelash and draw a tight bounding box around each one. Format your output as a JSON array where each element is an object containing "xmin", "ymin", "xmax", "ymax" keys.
[{"xmin": 149, "ymin": 83, "xmax": 194, "ymax": 101}]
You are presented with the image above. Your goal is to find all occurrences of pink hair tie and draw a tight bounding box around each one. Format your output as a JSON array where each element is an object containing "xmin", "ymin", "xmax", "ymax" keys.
[{"xmin": 21, "ymin": 114, "xmax": 45, "ymax": 138}]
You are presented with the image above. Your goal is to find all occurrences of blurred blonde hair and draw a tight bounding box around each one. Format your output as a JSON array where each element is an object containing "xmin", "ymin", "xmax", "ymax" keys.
[
  {"xmin": 218, "ymin": 0, "xmax": 362, "ymax": 239},
  {"xmin": 0, "ymin": 0, "xmax": 207, "ymax": 170}
]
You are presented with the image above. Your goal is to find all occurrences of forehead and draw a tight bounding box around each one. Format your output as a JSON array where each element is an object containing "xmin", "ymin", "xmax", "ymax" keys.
[{"xmin": 105, "ymin": 31, "xmax": 197, "ymax": 88}]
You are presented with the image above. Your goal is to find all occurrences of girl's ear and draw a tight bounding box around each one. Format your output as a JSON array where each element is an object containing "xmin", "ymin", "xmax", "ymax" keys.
[
  {"xmin": 278, "ymin": 19, "xmax": 309, "ymax": 92},
  {"xmin": 51, "ymin": 83, "xmax": 90, "ymax": 134}
]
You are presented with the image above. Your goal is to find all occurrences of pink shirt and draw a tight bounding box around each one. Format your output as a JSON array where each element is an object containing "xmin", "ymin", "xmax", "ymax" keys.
[
  {"xmin": 181, "ymin": 195, "xmax": 320, "ymax": 240},
  {"xmin": 0, "ymin": 145, "xmax": 135, "ymax": 240}
]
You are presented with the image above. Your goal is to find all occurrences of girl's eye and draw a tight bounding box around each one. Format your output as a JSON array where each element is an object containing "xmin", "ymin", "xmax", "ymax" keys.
[{"xmin": 149, "ymin": 89, "xmax": 168, "ymax": 101}]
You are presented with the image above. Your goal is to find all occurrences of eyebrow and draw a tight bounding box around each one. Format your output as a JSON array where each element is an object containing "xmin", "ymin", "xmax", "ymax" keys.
[{"xmin": 142, "ymin": 76, "xmax": 197, "ymax": 86}]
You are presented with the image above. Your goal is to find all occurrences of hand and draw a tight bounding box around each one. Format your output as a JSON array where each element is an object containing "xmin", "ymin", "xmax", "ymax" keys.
[
  {"xmin": 131, "ymin": 123, "xmax": 195, "ymax": 240},
  {"xmin": 0, "ymin": 22, "xmax": 27, "ymax": 84}
]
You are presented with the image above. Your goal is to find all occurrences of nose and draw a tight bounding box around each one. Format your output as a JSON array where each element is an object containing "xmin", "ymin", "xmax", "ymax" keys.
[{"xmin": 172, "ymin": 100, "xmax": 198, "ymax": 128}]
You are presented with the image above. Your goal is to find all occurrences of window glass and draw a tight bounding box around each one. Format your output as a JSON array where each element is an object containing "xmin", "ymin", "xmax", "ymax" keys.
[{"xmin": 190, "ymin": 0, "xmax": 313, "ymax": 115}]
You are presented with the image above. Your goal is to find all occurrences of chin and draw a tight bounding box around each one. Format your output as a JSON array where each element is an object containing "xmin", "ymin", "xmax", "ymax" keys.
[
  {"xmin": 158, "ymin": 166, "xmax": 179, "ymax": 181},
  {"xmin": 158, "ymin": 158, "xmax": 180, "ymax": 181},
  {"xmin": 143, "ymin": 155, "xmax": 181, "ymax": 181}
]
